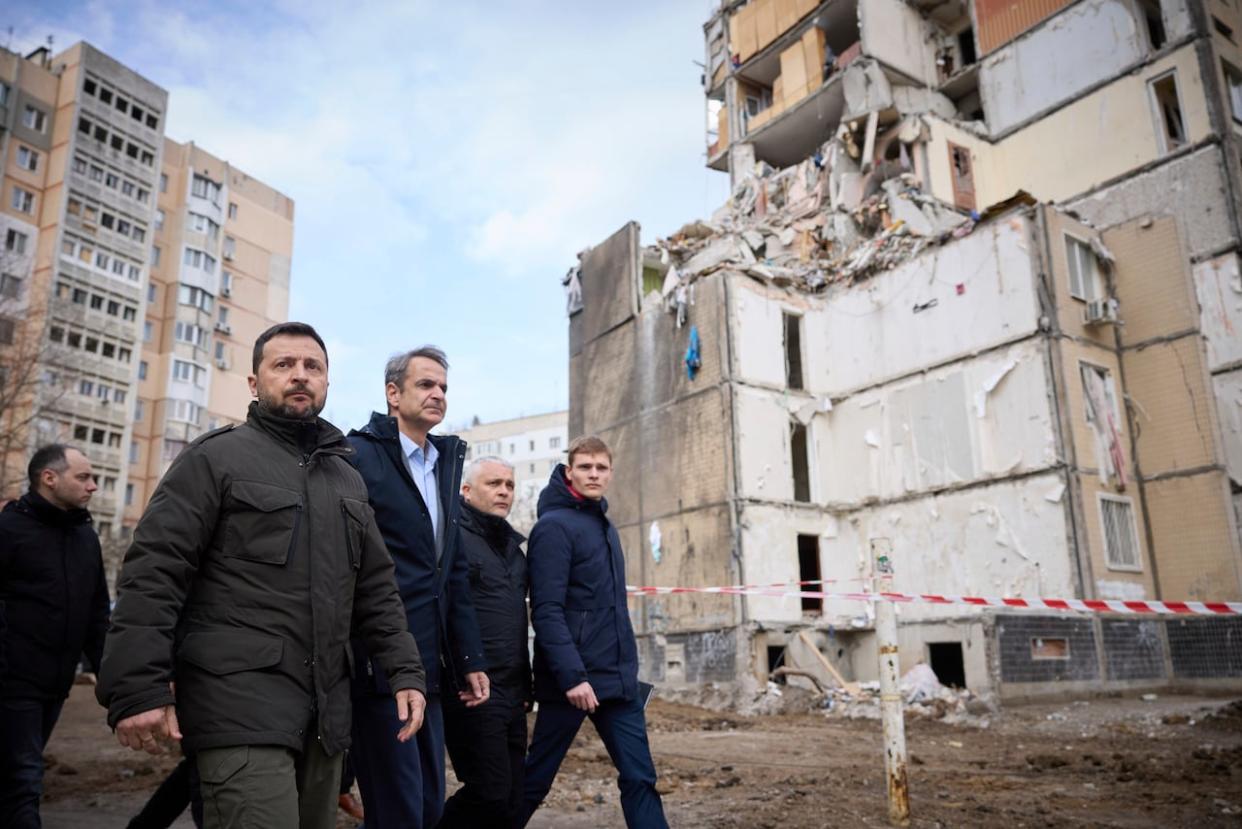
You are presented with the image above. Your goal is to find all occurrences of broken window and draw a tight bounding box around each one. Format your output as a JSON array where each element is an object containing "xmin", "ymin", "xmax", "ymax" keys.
[
  {"xmin": 928, "ymin": 642, "xmax": 965, "ymax": 688},
  {"xmin": 1214, "ymin": 16, "xmax": 1236, "ymax": 43},
  {"xmin": 957, "ymin": 27, "xmax": 977, "ymax": 67},
  {"xmin": 1099, "ymin": 494, "xmax": 1142, "ymax": 570},
  {"xmin": 797, "ymin": 535, "xmax": 821, "ymax": 614},
  {"xmin": 1030, "ymin": 638, "xmax": 1069, "ymax": 660},
  {"xmin": 1139, "ymin": 0, "xmax": 1166, "ymax": 50},
  {"xmin": 1064, "ymin": 235, "xmax": 1102, "ymax": 302},
  {"xmin": 1149, "ymin": 72, "xmax": 1187, "ymax": 154},
  {"xmin": 1081, "ymin": 362, "xmax": 1127, "ymax": 489},
  {"xmin": 790, "ymin": 422, "xmax": 811, "ymax": 502},
  {"xmin": 947, "ymin": 142, "xmax": 976, "ymax": 212},
  {"xmin": 783, "ymin": 312, "xmax": 804, "ymax": 390},
  {"xmin": 1223, "ymin": 61, "xmax": 1242, "ymax": 123}
]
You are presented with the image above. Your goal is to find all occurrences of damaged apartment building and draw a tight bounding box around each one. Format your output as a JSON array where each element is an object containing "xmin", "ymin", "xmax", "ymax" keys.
[{"xmin": 565, "ymin": 0, "xmax": 1242, "ymax": 701}]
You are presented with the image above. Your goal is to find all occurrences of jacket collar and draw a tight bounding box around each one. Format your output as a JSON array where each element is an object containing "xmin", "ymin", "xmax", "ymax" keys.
[
  {"xmin": 355, "ymin": 412, "xmax": 461, "ymax": 456},
  {"xmin": 459, "ymin": 498, "xmax": 525, "ymax": 549},
  {"xmin": 5, "ymin": 490, "xmax": 93, "ymax": 527},
  {"xmin": 246, "ymin": 400, "xmax": 348, "ymax": 456}
]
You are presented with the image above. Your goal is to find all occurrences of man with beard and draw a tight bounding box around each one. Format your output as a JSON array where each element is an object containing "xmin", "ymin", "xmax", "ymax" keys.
[
  {"xmin": 97, "ymin": 322, "xmax": 425, "ymax": 829},
  {"xmin": 0, "ymin": 445, "xmax": 108, "ymax": 828}
]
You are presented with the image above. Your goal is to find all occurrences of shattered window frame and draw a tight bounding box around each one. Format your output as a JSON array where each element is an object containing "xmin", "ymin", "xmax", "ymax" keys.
[
  {"xmin": 1078, "ymin": 360, "xmax": 1119, "ymax": 431},
  {"xmin": 1222, "ymin": 59, "xmax": 1242, "ymax": 123},
  {"xmin": 1147, "ymin": 70, "xmax": 1188, "ymax": 155},
  {"xmin": 1063, "ymin": 233, "xmax": 1101, "ymax": 302},
  {"xmin": 1098, "ymin": 493, "xmax": 1142, "ymax": 572}
]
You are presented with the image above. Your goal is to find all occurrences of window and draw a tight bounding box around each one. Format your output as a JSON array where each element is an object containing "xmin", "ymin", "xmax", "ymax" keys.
[
  {"xmin": 147, "ymin": 283, "xmax": 157, "ymax": 303},
  {"xmin": 22, "ymin": 105, "xmax": 47, "ymax": 132},
  {"xmin": 91, "ymin": 294, "xmax": 105, "ymax": 310},
  {"xmin": 143, "ymin": 321, "xmax": 153, "ymax": 342},
  {"xmin": 178, "ymin": 285, "xmax": 214, "ymax": 312},
  {"xmin": 155, "ymin": 210, "xmax": 165, "ymax": 230},
  {"xmin": 947, "ymin": 142, "xmax": 976, "ymax": 212},
  {"xmin": 1215, "ymin": 15, "xmax": 1236, "ymax": 43},
  {"xmin": 223, "ymin": 236, "xmax": 235, "ymax": 259},
  {"xmin": 218, "ymin": 306, "xmax": 230, "ymax": 325},
  {"xmin": 0, "ymin": 317, "xmax": 13, "ymax": 345},
  {"xmin": 118, "ymin": 346, "xmax": 132, "ymax": 362},
  {"xmin": 0, "ymin": 273, "xmax": 23, "ymax": 299},
  {"xmin": 125, "ymin": 483, "xmax": 134, "ymax": 506},
  {"xmin": 783, "ymin": 313, "xmax": 804, "ymax": 390},
  {"xmin": 16, "ymin": 146, "xmax": 38, "ymax": 172},
  {"xmin": 228, "ymin": 202, "xmax": 238, "ymax": 219},
  {"xmin": 106, "ymin": 300, "xmax": 120, "ymax": 316},
  {"xmin": 1149, "ymin": 72, "xmax": 1187, "ymax": 154},
  {"xmin": 169, "ymin": 399, "xmax": 203, "ymax": 424},
  {"xmin": 0, "ymin": 82, "xmax": 8, "ymax": 106},
  {"xmin": 1138, "ymin": 0, "xmax": 1166, "ymax": 49},
  {"xmin": 163, "ymin": 439, "xmax": 188, "ymax": 461},
  {"xmin": 529, "ymin": 439, "xmax": 536, "ymax": 451},
  {"xmin": 790, "ymin": 422, "xmax": 811, "ymax": 502},
  {"xmin": 549, "ymin": 436, "xmax": 561, "ymax": 449},
  {"xmin": 183, "ymin": 247, "xmax": 218, "ymax": 274},
  {"xmin": 5, "ymin": 229, "xmax": 28, "ymax": 255},
  {"xmin": 151, "ymin": 246, "xmax": 161, "ymax": 267},
  {"xmin": 221, "ymin": 271, "xmax": 233, "ymax": 295},
  {"xmin": 72, "ymin": 288, "xmax": 87, "ymax": 304},
  {"xmin": 105, "ymin": 172, "xmax": 119, "ymax": 189},
  {"xmin": 1064, "ymin": 235, "xmax": 1102, "ymax": 302},
  {"xmin": 191, "ymin": 174, "xmax": 222, "ymax": 206},
  {"xmin": 138, "ymin": 361, "xmax": 148, "ymax": 380},
  {"xmin": 72, "ymin": 157, "xmax": 88, "ymax": 175},
  {"xmin": 1224, "ymin": 61, "xmax": 1242, "ymax": 124},
  {"xmin": 10, "ymin": 187, "xmax": 34, "ymax": 214},
  {"xmin": 100, "ymin": 88, "xmax": 113, "ymax": 105},
  {"xmin": 189, "ymin": 212, "xmax": 220, "ymax": 239},
  {"xmin": 797, "ymin": 535, "xmax": 822, "ymax": 614},
  {"xmin": 159, "ymin": 173, "xmax": 168, "ymax": 193},
  {"xmin": 146, "ymin": 113, "xmax": 159, "ymax": 129},
  {"xmin": 135, "ymin": 400, "xmax": 144, "ymax": 421},
  {"xmin": 83, "ymin": 78, "xmax": 97, "ymax": 95},
  {"xmin": 79, "ymin": 379, "xmax": 94, "ymax": 396},
  {"xmin": 1099, "ymin": 495, "xmax": 1141, "ymax": 570}
]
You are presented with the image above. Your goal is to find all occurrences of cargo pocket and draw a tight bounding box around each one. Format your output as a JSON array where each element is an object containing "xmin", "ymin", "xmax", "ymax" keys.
[
  {"xmin": 340, "ymin": 498, "xmax": 371, "ymax": 570},
  {"xmin": 224, "ymin": 481, "xmax": 302, "ymax": 565},
  {"xmin": 178, "ymin": 631, "xmax": 284, "ymax": 675},
  {"xmin": 198, "ymin": 745, "xmax": 250, "ymax": 786}
]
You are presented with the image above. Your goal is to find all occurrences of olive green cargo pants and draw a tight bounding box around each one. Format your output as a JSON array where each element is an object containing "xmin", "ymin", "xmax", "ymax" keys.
[{"xmin": 196, "ymin": 735, "xmax": 342, "ymax": 829}]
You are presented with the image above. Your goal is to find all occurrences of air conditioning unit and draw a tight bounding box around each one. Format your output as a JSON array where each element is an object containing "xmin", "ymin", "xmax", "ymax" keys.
[
  {"xmin": 220, "ymin": 285, "xmax": 232, "ymax": 297},
  {"xmin": 1083, "ymin": 297, "xmax": 1119, "ymax": 326},
  {"xmin": 215, "ymin": 358, "xmax": 229, "ymax": 370},
  {"xmin": 215, "ymin": 322, "xmax": 231, "ymax": 335}
]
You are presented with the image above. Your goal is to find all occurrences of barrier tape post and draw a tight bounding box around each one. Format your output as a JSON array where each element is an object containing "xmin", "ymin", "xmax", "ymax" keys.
[{"xmin": 872, "ymin": 538, "xmax": 910, "ymax": 827}]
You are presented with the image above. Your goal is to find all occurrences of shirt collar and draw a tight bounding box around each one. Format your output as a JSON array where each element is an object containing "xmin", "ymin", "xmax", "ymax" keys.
[{"xmin": 398, "ymin": 430, "xmax": 438, "ymax": 467}]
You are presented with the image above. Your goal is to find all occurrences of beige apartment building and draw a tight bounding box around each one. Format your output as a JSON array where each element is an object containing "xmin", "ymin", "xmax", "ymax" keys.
[
  {"xmin": 569, "ymin": 0, "xmax": 1242, "ymax": 698},
  {"xmin": 0, "ymin": 41, "xmax": 292, "ymax": 545},
  {"xmin": 124, "ymin": 139, "xmax": 293, "ymax": 529}
]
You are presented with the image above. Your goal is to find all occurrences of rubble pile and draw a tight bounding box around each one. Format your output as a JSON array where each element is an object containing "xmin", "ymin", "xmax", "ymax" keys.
[{"xmin": 648, "ymin": 123, "xmax": 975, "ymax": 319}]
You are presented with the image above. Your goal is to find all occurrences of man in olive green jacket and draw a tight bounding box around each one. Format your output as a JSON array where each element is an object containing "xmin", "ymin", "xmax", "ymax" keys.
[{"xmin": 98, "ymin": 322, "xmax": 425, "ymax": 829}]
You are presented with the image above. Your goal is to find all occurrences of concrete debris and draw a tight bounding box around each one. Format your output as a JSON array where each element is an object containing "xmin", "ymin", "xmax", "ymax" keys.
[{"xmin": 648, "ymin": 130, "xmax": 972, "ymax": 310}]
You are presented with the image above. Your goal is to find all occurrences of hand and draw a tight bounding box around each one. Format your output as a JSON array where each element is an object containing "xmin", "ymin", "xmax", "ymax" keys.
[
  {"xmin": 565, "ymin": 681, "xmax": 598, "ymax": 713},
  {"xmin": 116, "ymin": 705, "xmax": 181, "ymax": 755},
  {"xmin": 458, "ymin": 671, "xmax": 490, "ymax": 708},
  {"xmin": 395, "ymin": 689, "xmax": 426, "ymax": 742}
]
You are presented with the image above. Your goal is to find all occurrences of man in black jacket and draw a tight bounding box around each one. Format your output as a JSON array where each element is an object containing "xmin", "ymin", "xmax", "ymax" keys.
[
  {"xmin": 346, "ymin": 346, "xmax": 488, "ymax": 828},
  {"xmin": 0, "ymin": 443, "xmax": 109, "ymax": 828},
  {"xmin": 97, "ymin": 322, "xmax": 425, "ymax": 829},
  {"xmin": 440, "ymin": 456, "xmax": 529, "ymax": 827}
]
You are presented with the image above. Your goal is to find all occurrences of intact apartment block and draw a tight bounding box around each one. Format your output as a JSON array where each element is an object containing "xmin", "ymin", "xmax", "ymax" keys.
[
  {"xmin": 0, "ymin": 42, "xmax": 292, "ymax": 547},
  {"xmin": 458, "ymin": 410, "xmax": 569, "ymax": 535},
  {"xmin": 569, "ymin": 0, "xmax": 1242, "ymax": 699}
]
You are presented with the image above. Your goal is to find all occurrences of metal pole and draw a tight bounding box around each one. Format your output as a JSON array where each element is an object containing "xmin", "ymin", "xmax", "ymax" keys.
[{"xmin": 872, "ymin": 537, "xmax": 910, "ymax": 827}]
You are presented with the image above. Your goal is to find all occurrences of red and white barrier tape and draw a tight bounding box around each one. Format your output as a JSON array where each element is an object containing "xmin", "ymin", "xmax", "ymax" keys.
[{"xmin": 626, "ymin": 584, "xmax": 1242, "ymax": 616}]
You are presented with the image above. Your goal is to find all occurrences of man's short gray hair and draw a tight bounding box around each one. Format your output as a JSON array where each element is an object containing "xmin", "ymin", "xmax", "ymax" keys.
[
  {"xmin": 384, "ymin": 346, "xmax": 449, "ymax": 389},
  {"xmin": 464, "ymin": 455, "xmax": 514, "ymax": 486}
]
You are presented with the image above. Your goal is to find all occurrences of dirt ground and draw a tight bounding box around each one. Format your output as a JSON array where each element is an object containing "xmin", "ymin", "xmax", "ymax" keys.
[{"xmin": 40, "ymin": 684, "xmax": 1242, "ymax": 828}]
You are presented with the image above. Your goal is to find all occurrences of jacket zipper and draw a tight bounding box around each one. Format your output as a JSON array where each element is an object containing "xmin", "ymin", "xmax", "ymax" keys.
[
  {"xmin": 340, "ymin": 502, "xmax": 357, "ymax": 567},
  {"xmin": 298, "ymin": 452, "xmax": 318, "ymax": 740}
]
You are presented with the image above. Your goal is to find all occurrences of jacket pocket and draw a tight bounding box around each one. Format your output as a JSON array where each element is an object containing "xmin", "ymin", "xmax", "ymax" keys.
[
  {"xmin": 569, "ymin": 609, "xmax": 589, "ymax": 647},
  {"xmin": 224, "ymin": 481, "xmax": 303, "ymax": 565},
  {"xmin": 340, "ymin": 498, "xmax": 370, "ymax": 570},
  {"xmin": 178, "ymin": 630, "xmax": 284, "ymax": 676}
]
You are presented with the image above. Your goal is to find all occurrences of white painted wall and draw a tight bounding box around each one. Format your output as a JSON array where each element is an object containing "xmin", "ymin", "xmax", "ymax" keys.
[
  {"xmin": 729, "ymin": 216, "xmax": 1042, "ymax": 398},
  {"xmin": 734, "ymin": 386, "xmax": 799, "ymax": 502},
  {"xmin": 979, "ymin": 0, "xmax": 1147, "ymax": 135},
  {"xmin": 811, "ymin": 340, "xmax": 1058, "ymax": 505},
  {"xmin": 1215, "ymin": 370, "xmax": 1242, "ymax": 486},
  {"xmin": 860, "ymin": 0, "xmax": 938, "ymax": 86},
  {"xmin": 1193, "ymin": 254, "xmax": 1242, "ymax": 372},
  {"xmin": 738, "ymin": 471, "xmax": 1076, "ymax": 625}
]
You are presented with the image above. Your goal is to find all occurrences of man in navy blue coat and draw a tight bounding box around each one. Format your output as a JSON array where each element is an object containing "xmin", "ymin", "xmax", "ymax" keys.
[
  {"xmin": 519, "ymin": 436, "xmax": 667, "ymax": 828},
  {"xmin": 347, "ymin": 346, "xmax": 490, "ymax": 828}
]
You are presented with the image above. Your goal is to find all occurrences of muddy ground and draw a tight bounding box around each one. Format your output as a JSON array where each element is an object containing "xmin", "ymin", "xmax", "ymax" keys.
[{"xmin": 40, "ymin": 684, "xmax": 1242, "ymax": 828}]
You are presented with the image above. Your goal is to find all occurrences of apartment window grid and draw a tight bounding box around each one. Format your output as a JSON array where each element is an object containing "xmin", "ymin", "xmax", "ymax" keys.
[
  {"xmin": 1099, "ymin": 494, "xmax": 1142, "ymax": 571},
  {"xmin": 16, "ymin": 146, "xmax": 39, "ymax": 172},
  {"xmin": 10, "ymin": 187, "xmax": 34, "ymax": 214},
  {"xmin": 22, "ymin": 105, "xmax": 47, "ymax": 132}
]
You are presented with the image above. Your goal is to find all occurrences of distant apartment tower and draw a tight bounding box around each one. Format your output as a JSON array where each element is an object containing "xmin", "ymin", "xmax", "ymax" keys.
[
  {"xmin": 0, "ymin": 41, "xmax": 293, "ymax": 542},
  {"xmin": 124, "ymin": 139, "xmax": 293, "ymax": 528},
  {"xmin": 0, "ymin": 42, "xmax": 167, "ymax": 535},
  {"xmin": 458, "ymin": 410, "xmax": 568, "ymax": 534}
]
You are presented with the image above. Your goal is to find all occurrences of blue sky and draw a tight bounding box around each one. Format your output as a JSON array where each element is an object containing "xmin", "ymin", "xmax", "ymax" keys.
[{"xmin": 10, "ymin": 0, "xmax": 729, "ymax": 430}]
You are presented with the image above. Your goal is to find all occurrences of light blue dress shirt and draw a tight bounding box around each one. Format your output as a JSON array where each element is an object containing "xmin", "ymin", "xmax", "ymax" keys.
[{"xmin": 399, "ymin": 430, "xmax": 442, "ymax": 550}]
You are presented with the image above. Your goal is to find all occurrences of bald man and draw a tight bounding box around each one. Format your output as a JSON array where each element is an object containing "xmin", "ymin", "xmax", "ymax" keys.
[{"xmin": 439, "ymin": 457, "xmax": 530, "ymax": 828}]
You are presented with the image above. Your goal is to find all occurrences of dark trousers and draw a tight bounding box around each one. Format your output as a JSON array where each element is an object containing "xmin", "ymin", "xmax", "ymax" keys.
[
  {"xmin": 127, "ymin": 757, "xmax": 204, "ymax": 829},
  {"xmin": 352, "ymin": 692, "xmax": 445, "ymax": 829},
  {"xmin": 519, "ymin": 696, "xmax": 667, "ymax": 829},
  {"xmin": 0, "ymin": 696, "xmax": 64, "ymax": 829},
  {"xmin": 439, "ymin": 687, "xmax": 527, "ymax": 828}
]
